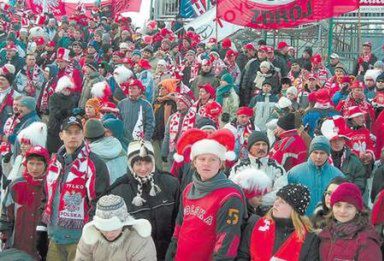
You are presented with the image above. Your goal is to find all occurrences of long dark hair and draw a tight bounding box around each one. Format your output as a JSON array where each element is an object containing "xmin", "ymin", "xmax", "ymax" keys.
[{"xmin": 321, "ymin": 177, "xmax": 348, "ymax": 214}]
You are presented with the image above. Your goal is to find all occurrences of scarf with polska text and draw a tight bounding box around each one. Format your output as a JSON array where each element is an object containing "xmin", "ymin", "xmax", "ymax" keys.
[{"xmin": 42, "ymin": 145, "xmax": 96, "ymax": 229}]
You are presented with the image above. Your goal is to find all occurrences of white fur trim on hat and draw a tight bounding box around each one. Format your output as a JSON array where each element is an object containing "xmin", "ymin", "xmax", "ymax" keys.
[
  {"xmin": 191, "ymin": 139, "xmax": 227, "ymax": 161},
  {"xmin": 55, "ymin": 75, "xmax": 75, "ymax": 93},
  {"xmin": 276, "ymin": 97, "xmax": 292, "ymax": 109},
  {"xmin": 286, "ymin": 86, "xmax": 298, "ymax": 96},
  {"xmin": 173, "ymin": 153, "xmax": 184, "ymax": 163},
  {"xmin": 17, "ymin": 122, "xmax": 47, "ymax": 147},
  {"xmin": 113, "ymin": 65, "xmax": 133, "ymax": 84},
  {"xmin": 364, "ymin": 69, "xmax": 381, "ymax": 82},
  {"xmin": 91, "ymin": 81, "xmax": 109, "ymax": 99},
  {"xmin": 229, "ymin": 166, "xmax": 272, "ymax": 196}
]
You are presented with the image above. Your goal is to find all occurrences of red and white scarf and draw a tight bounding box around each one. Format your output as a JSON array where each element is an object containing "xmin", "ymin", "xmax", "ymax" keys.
[
  {"xmin": 0, "ymin": 113, "xmax": 20, "ymax": 156},
  {"xmin": 24, "ymin": 65, "xmax": 42, "ymax": 97},
  {"xmin": 250, "ymin": 217, "xmax": 306, "ymax": 261},
  {"xmin": 42, "ymin": 145, "xmax": 96, "ymax": 229},
  {"xmin": 169, "ymin": 107, "xmax": 197, "ymax": 152}
]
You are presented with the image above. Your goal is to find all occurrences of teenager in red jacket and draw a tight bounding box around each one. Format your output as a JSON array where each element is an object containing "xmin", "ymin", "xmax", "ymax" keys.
[
  {"xmin": 166, "ymin": 128, "xmax": 246, "ymax": 260},
  {"xmin": 237, "ymin": 184, "xmax": 319, "ymax": 260},
  {"xmin": 0, "ymin": 146, "xmax": 50, "ymax": 260},
  {"xmin": 319, "ymin": 182, "xmax": 382, "ymax": 260},
  {"xmin": 270, "ymin": 113, "xmax": 307, "ymax": 171}
]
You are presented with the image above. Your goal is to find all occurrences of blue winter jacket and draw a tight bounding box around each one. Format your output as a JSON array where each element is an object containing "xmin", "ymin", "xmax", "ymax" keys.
[{"xmin": 288, "ymin": 158, "xmax": 344, "ymax": 215}]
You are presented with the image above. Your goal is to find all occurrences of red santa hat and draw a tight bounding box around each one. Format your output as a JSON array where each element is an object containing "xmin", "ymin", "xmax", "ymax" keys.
[
  {"xmin": 137, "ymin": 59, "xmax": 152, "ymax": 70},
  {"xmin": 173, "ymin": 128, "xmax": 236, "ymax": 163},
  {"xmin": 25, "ymin": 146, "xmax": 50, "ymax": 165},
  {"xmin": 17, "ymin": 122, "xmax": 47, "ymax": 148},
  {"xmin": 199, "ymin": 83, "xmax": 216, "ymax": 98},
  {"xmin": 311, "ymin": 53, "xmax": 322, "ymax": 64},
  {"xmin": 0, "ymin": 64, "xmax": 16, "ymax": 75},
  {"xmin": 56, "ymin": 47, "xmax": 71, "ymax": 62},
  {"xmin": 35, "ymin": 15, "xmax": 47, "ymax": 26},
  {"xmin": 236, "ymin": 106, "xmax": 254, "ymax": 117},
  {"xmin": 113, "ymin": 65, "xmax": 133, "ymax": 85},
  {"xmin": 229, "ymin": 166, "xmax": 272, "ymax": 198},
  {"xmin": 55, "ymin": 75, "xmax": 75, "ymax": 93},
  {"xmin": 221, "ymin": 38, "xmax": 231, "ymax": 49},
  {"xmin": 321, "ymin": 116, "xmax": 349, "ymax": 141},
  {"xmin": 277, "ymin": 41, "xmax": 289, "ymax": 49},
  {"xmin": 346, "ymin": 106, "xmax": 367, "ymax": 119},
  {"xmin": 91, "ymin": 81, "xmax": 112, "ymax": 103}
]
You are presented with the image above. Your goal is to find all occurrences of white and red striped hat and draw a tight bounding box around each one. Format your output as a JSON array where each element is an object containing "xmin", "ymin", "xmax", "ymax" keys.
[
  {"xmin": 56, "ymin": 47, "xmax": 71, "ymax": 62},
  {"xmin": 321, "ymin": 116, "xmax": 349, "ymax": 141},
  {"xmin": 346, "ymin": 106, "xmax": 367, "ymax": 119}
]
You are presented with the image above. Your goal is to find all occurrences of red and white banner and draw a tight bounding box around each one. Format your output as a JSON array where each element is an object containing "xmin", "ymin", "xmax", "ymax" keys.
[
  {"xmin": 216, "ymin": 0, "xmax": 360, "ymax": 29},
  {"xmin": 25, "ymin": 0, "xmax": 142, "ymax": 17}
]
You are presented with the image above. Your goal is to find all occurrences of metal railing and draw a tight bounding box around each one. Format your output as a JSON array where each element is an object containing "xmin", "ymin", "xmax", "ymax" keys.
[{"xmin": 154, "ymin": 0, "xmax": 179, "ymax": 20}]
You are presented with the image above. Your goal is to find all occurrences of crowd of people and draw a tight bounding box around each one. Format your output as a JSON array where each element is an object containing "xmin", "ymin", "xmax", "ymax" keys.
[{"xmin": 0, "ymin": 3, "xmax": 383, "ymax": 261}]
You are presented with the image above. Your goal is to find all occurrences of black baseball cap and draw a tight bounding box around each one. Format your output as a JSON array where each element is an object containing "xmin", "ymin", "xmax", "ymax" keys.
[{"xmin": 61, "ymin": 116, "xmax": 83, "ymax": 131}]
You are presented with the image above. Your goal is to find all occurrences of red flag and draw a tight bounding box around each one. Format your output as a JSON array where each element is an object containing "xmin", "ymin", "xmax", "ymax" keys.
[
  {"xmin": 112, "ymin": 0, "xmax": 142, "ymax": 14},
  {"xmin": 216, "ymin": 0, "xmax": 360, "ymax": 29},
  {"xmin": 26, "ymin": 0, "xmax": 66, "ymax": 16}
]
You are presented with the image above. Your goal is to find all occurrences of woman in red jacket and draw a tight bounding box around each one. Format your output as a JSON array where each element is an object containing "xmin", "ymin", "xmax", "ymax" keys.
[
  {"xmin": 319, "ymin": 182, "xmax": 382, "ymax": 260},
  {"xmin": 166, "ymin": 128, "xmax": 246, "ymax": 260}
]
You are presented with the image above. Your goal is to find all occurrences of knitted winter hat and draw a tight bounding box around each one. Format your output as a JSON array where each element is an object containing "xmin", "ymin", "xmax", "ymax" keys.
[
  {"xmin": 195, "ymin": 117, "xmax": 217, "ymax": 131},
  {"xmin": 237, "ymin": 107, "xmax": 254, "ymax": 117},
  {"xmin": 309, "ymin": 135, "xmax": 331, "ymax": 155},
  {"xmin": 0, "ymin": 64, "xmax": 15, "ymax": 85},
  {"xmin": 277, "ymin": 113, "xmax": 296, "ymax": 131},
  {"xmin": 330, "ymin": 182, "xmax": 363, "ymax": 211},
  {"xmin": 84, "ymin": 119, "xmax": 105, "ymax": 139},
  {"xmin": 260, "ymin": 61, "xmax": 271, "ymax": 70},
  {"xmin": 126, "ymin": 140, "xmax": 160, "ymax": 207},
  {"xmin": 177, "ymin": 93, "xmax": 193, "ymax": 107},
  {"xmin": 286, "ymin": 86, "xmax": 298, "ymax": 97},
  {"xmin": 247, "ymin": 131, "xmax": 270, "ymax": 151},
  {"xmin": 19, "ymin": 96, "xmax": 36, "ymax": 111},
  {"xmin": 89, "ymin": 195, "xmax": 151, "ymax": 236},
  {"xmin": 276, "ymin": 97, "xmax": 292, "ymax": 109},
  {"xmin": 103, "ymin": 118, "xmax": 124, "ymax": 139},
  {"xmin": 276, "ymin": 184, "xmax": 311, "ymax": 215},
  {"xmin": 221, "ymin": 73, "xmax": 233, "ymax": 85},
  {"xmin": 229, "ymin": 166, "xmax": 272, "ymax": 199}
]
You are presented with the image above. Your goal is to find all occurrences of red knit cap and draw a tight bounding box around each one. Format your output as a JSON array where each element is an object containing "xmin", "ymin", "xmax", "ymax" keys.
[
  {"xmin": 330, "ymin": 182, "xmax": 363, "ymax": 211},
  {"xmin": 199, "ymin": 83, "xmax": 216, "ymax": 99},
  {"xmin": 237, "ymin": 106, "xmax": 254, "ymax": 117}
]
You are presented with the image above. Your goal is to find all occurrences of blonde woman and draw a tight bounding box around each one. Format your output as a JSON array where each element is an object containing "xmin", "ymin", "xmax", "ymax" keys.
[{"xmin": 237, "ymin": 184, "xmax": 320, "ymax": 261}]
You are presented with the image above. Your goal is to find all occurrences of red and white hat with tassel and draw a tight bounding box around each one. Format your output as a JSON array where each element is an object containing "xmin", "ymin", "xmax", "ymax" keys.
[
  {"xmin": 91, "ymin": 81, "xmax": 112, "ymax": 103},
  {"xmin": 173, "ymin": 128, "xmax": 236, "ymax": 163}
]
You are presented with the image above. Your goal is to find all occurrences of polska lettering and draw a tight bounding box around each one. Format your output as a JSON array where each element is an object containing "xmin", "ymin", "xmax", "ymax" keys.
[{"xmin": 184, "ymin": 205, "xmax": 213, "ymax": 225}]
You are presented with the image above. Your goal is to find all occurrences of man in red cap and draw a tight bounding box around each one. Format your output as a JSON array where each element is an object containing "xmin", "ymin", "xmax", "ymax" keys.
[
  {"xmin": 224, "ymin": 106, "xmax": 256, "ymax": 160},
  {"xmin": 311, "ymin": 53, "xmax": 331, "ymax": 86},
  {"xmin": 219, "ymin": 38, "xmax": 232, "ymax": 59},
  {"xmin": 224, "ymin": 49, "xmax": 241, "ymax": 86},
  {"xmin": 266, "ymin": 45, "xmax": 288, "ymax": 77},
  {"xmin": 14, "ymin": 53, "xmax": 45, "ymax": 100},
  {"xmin": 345, "ymin": 106, "xmax": 376, "ymax": 176},
  {"xmin": 117, "ymin": 78, "xmax": 155, "ymax": 144},
  {"xmin": 134, "ymin": 59, "xmax": 154, "ymax": 103},
  {"xmin": 302, "ymin": 88, "xmax": 340, "ymax": 137},
  {"xmin": 354, "ymin": 42, "xmax": 378, "ymax": 76},
  {"xmin": 275, "ymin": 42, "xmax": 290, "ymax": 77},
  {"xmin": 336, "ymin": 81, "xmax": 375, "ymax": 128},
  {"xmin": 0, "ymin": 43, "xmax": 25, "ymax": 74}
]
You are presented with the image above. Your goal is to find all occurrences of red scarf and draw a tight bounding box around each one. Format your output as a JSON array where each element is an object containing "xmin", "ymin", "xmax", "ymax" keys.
[
  {"xmin": 42, "ymin": 145, "xmax": 96, "ymax": 229},
  {"xmin": 39, "ymin": 81, "xmax": 54, "ymax": 113},
  {"xmin": 25, "ymin": 64, "xmax": 41, "ymax": 97},
  {"xmin": 250, "ymin": 217, "xmax": 306, "ymax": 261},
  {"xmin": 0, "ymin": 113, "xmax": 20, "ymax": 156},
  {"xmin": 169, "ymin": 107, "xmax": 197, "ymax": 152},
  {"xmin": 0, "ymin": 89, "xmax": 13, "ymax": 113}
]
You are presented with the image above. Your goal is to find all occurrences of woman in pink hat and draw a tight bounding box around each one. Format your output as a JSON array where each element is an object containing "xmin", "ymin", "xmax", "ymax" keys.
[{"xmin": 319, "ymin": 182, "xmax": 382, "ymax": 260}]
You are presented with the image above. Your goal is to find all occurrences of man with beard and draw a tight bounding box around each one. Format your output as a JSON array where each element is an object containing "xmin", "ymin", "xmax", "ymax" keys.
[
  {"xmin": 190, "ymin": 59, "xmax": 219, "ymax": 98},
  {"xmin": 230, "ymin": 131, "xmax": 287, "ymax": 216}
]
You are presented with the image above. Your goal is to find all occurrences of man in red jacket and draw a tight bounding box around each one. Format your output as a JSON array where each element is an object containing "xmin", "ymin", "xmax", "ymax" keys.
[{"xmin": 270, "ymin": 113, "xmax": 308, "ymax": 171}]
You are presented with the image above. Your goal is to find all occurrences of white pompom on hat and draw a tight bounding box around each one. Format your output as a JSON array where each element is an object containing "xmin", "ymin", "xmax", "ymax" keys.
[
  {"xmin": 55, "ymin": 75, "xmax": 75, "ymax": 93},
  {"xmin": 173, "ymin": 128, "xmax": 236, "ymax": 163},
  {"xmin": 113, "ymin": 65, "xmax": 133, "ymax": 85},
  {"xmin": 91, "ymin": 81, "xmax": 112, "ymax": 102},
  {"xmin": 321, "ymin": 115, "xmax": 349, "ymax": 141},
  {"xmin": 17, "ymin": 122, "xmax": 47, "ymax": 148},
  {"xmin": 229, "ymin": 166, "xmax": 272, "ymax": 199}
]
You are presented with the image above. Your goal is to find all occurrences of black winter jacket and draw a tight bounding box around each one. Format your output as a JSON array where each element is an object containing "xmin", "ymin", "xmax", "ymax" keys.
[{"xmin": 110, "ymin": 171, "xmax": 180, "ymax": 260}]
